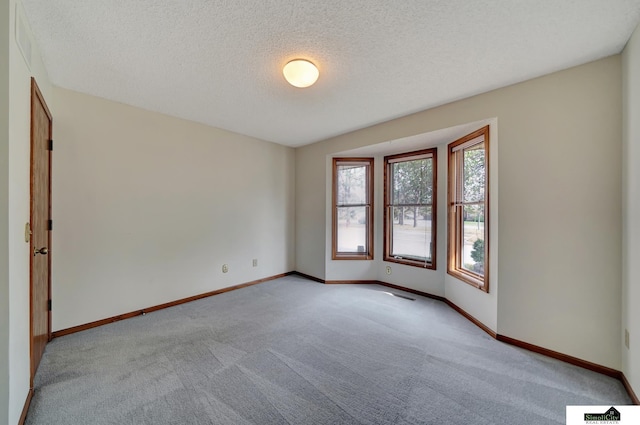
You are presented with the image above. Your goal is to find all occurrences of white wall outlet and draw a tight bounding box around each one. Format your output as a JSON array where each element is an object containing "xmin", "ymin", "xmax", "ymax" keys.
[
  {"xmin": 386, "ymin": 266, "xmax": 392, "ymax": 275},
  {"xmin": 625, "ymin": 329, "xmax": 630, "ymax": 349},
  {"xmin": 252, "ymin": 259, "xmax": 258, "ymax": 267},
  {"xmin": 222, "ymin": 264, "xmax": 229, "ymax": 273}
]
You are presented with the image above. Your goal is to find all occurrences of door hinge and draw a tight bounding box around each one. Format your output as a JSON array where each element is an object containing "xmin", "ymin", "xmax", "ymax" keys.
[
  {"xmin": 48, "ymin": 139, "xmax": 53, "ymax": 151},
  {"xmin": 48, "ymin": 219, "xmax": 53, "ymax": 231},
  {"xmin": 47, "ymin": 299, "xmax": 52, "ymax": 311}
]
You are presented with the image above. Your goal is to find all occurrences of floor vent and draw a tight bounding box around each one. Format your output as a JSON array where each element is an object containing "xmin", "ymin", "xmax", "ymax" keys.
[{"xmin": 381, "ymin": 291, "xmax": 415, "ymax": 301}]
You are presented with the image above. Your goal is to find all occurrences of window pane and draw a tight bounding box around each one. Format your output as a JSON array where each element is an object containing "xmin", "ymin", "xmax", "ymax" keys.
[
  {"xmin": 337, "ymin": 206, "xmax": 368, "ymax": 253},
  {"xmin": 390, "ymin": 206, "xmax": 432, "ymax": 262},
  {"xmin": 461, "ymin": 204, "xmax": 485, "ymax": 276},
  {"xmin": 463, "ymin": 143, "xmax": 485, "ymax": 203},
  {"xmin": 337, "ymin": 164, "xmax": 367, "ymax": 205},
  {"xmin": 392, "ymin": 158, "xmax": 433, "ymax": 205}
]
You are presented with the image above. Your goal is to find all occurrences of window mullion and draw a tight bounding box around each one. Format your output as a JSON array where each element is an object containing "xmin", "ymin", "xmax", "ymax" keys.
[{"xmin": 336, "ymin": 203, "xmax": 369, "ymax": 208}]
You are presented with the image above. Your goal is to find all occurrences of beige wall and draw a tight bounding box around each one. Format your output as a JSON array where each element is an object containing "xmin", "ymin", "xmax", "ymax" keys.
[
  {"xmin": 51, "ymin": 88, "xmax": 296, "ymax": 331},
  {"xmin": 1, "ymin": 0, "xmax": 11, "ymax": 422},
  {"xmin": 474, "ymin": 59, "xmax": 621, "ymax": 364},
  {"xmin": 295, "ymin": 142, "xmax": 327, "ymax": 279},
  {"xmin": 622, "ymin": 22, "xmax": 640, "ymax": 398},
  {"xmin": 296, "ymin": 56, "xmax": 622, "ymax": 369},
  {"xmin": 7, "ymin": 1, "xmax": 52, "ymax": 423}
]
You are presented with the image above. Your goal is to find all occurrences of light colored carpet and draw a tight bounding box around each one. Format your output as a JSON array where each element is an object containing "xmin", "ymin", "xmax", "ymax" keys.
[{"xmin": 26, "ymin": 275, "xmax": 631, "ymax": 424}]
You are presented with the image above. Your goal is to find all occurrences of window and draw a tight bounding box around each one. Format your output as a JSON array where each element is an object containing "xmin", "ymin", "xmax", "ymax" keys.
[
  {"xmin": 332, "ymin": 158, "xmax": 374, "ymax": 260},
  {"xmin": 384, "ymin": 148, "xmax": 437, "ymax": 268},
  {"xmin": 447, "ymin": 126, "xmax": 489, "ymax": 291}
]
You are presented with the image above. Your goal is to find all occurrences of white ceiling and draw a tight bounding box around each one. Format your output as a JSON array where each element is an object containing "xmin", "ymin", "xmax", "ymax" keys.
[{"xmin": 20, "ymin": 0, "xmax": 640, "ymax": 147}]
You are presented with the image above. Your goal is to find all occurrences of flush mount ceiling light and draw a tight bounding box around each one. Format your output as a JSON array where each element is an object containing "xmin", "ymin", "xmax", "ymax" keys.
[{"xmin": 283, "ymin": 59, "xmax": 319, "ymax": 88}]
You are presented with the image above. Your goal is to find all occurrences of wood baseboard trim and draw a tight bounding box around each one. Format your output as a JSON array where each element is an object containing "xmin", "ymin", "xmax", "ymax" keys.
[
  {"xmin": 445, "ymin": 299, "xmax": 498, "ymax": 338},
  {"xmin": 18, "ymin": 388, "xmax": 34, "ymax": 425},
  {"xmin": 497, "ymin": 334, "xmax": 639, "ymax": 404},
  {"xmin": 496, "ymin": 334, "xmax": 620, "ymax": 378},
  {"xmin": 291, "ymin": 271, "xmax": 325, "ymax": 283},
  {"xmin": 141, "ymin": 272, "xmax": 292, "ymax": 314},
  {"xmin": 325, "ymin": 280, "xmax": 378, "ymax": 285},
  {"xmin": 376, "ymin": 281, "xmax": 446, "ymax": 302},
  {"xmin": 322, "ymin": 279, "xmax": 445, "ymax": 301},
  {"xmin": 620, "ymin": 372, "xmax": 640, "ymax": 405},
  {"xmin": 52, "ymin": 272, "xmax": 292, "ymax": 338}
]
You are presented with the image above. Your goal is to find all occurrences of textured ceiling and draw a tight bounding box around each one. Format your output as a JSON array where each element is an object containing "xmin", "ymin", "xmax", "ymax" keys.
[{"xmin": 20, "ymin": 0, "xmax": 640, "ymax": 147}]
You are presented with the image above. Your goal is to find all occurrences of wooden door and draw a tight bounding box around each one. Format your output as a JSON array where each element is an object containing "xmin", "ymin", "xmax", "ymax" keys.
[{"xmin": 30, "ymin": 78, "xmax": 52, "ymax": 382}]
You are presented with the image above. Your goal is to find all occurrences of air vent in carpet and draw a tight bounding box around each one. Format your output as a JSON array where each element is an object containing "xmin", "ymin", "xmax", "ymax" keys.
[{"xmin": 381, "ymin": 291, "xmax": 415, "ymax": 301}]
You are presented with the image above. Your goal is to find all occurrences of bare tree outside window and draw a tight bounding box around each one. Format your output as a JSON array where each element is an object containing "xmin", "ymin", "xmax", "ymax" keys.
[
  {"xmin": 384, "ymin": 149, "xmax": 437, "ymax": 269},
  {"xmin": 448, "ymin": 127, "xmax": 489, "ymax": 291},
  {"xmin": 332, "ymin": 158, "xmax": 373, "ymax": 260}
]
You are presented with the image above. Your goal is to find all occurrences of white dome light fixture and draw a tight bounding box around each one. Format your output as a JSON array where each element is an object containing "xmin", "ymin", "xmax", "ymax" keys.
[{"xmin": 283, "ymin": 59, "xmax": 319, "ymax": 88}]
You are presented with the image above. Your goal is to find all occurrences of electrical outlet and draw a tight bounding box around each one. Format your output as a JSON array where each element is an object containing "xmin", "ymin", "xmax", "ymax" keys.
[
  {"xmin": 222, "ymin": 264, "xmax": 229, "ymax": 273},
  {"xmin": 386, "ymin": 266, "xmax": 392, "ymax": 275},
  {"xmin": 252, "ymin": 259, "xmax": 258, "ymax": 267},
  {"xmin": 625, "ymin": 329, "xmax": 630, "ymax": 349}
]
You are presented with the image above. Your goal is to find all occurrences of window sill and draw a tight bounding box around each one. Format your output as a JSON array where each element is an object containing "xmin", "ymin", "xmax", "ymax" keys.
[
  {"xmin": 332, "ymin": 253, "xmax": 373, "ymax": 261},
  {"xmin": 384, "ymin": 255, "xmax": 435, "ymax": 270},
  {"xmin": 447, "ymin": 268, "xmax": 488, "ymax": 292}
]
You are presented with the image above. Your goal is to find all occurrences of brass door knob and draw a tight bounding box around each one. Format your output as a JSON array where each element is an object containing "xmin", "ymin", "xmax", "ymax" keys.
[{"xmin": 33, "ymin": 247, "xmax": 49, "ymax": 256}]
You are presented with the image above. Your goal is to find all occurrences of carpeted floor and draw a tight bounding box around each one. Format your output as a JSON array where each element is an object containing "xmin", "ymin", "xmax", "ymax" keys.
[{"xmin": 26, "ymin": 275, "xmax": 631, "ymax": 424}]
